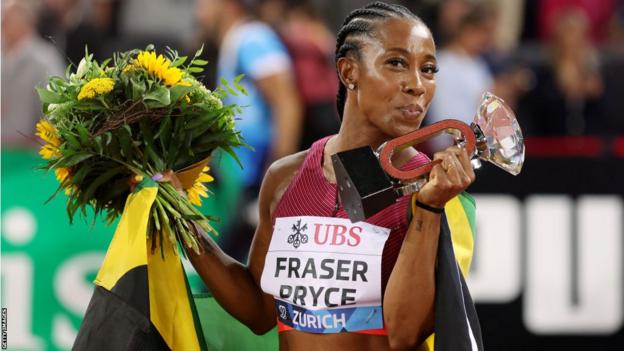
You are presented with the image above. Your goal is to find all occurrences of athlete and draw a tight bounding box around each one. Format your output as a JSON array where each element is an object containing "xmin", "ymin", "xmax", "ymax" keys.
[{"xmin": 189, "ymin": 2, "xmax": 477, "ymax": 350}]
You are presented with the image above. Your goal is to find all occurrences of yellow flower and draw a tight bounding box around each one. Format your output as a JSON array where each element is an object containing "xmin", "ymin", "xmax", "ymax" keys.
[
  {"xmin": 135, "ymin": 51, "xmax": 183, "ymax": 86},
  {"xmin": 35, "ymin": 119, "xmax": 60, "ymax": 147},
  {"xmin": 55, "ymin": 167, "xmax": 77, "ymax": 195},
  {"xmin": 177, "ymin": 80, "xmax": 193, "ymax": 87},
  {"xmin": 187, "ymin": 166, "xmax": 214, "ymax": 206},
  {"xmin": 78, "ymin": 77, "xmax": 115, "ymax": 100},
  {"xmin": 39, "ymin": 144, "xmax": 61, "ymax": 160},
  {"xmin": 55, "ymin": 167, "xmax": 70, "ymax": 184},
  {"xmin": 122, "ymin": 63, "xmax": 136, "ymax": 73}
]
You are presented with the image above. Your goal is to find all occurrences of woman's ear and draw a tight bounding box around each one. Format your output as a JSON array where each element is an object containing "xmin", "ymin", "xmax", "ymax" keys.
[{"xmin": 337, "ymin": 56, "xmax": 359, "ymax": 88}]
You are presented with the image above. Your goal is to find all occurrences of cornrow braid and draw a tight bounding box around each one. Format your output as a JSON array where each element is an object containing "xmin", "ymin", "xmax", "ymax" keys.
[{"xmin": 334, "ymin": 2, "xmax": 422, "ymax": 119}]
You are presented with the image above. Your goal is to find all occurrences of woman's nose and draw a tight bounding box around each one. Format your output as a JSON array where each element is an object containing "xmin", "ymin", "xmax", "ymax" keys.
[{"xmin": 401, "ymin": 73, "xmax": 425, "ymax": 96}]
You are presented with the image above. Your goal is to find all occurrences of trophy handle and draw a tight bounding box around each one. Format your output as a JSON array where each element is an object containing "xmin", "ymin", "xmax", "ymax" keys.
[{"xmin": 378, "ymin": 119, "xmax": 476, "ymax": 181}]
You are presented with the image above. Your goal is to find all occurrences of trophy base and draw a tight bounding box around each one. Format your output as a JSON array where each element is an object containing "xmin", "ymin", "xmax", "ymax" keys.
[{"xmin": 331, "ymin": 146, "xmax": 398, "ymax": 222}]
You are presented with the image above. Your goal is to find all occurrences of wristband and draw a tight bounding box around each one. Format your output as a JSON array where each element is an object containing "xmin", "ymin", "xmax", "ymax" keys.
[{"xmin": 414, "ymin": 198, "xmax": 444, "ymax": 214}]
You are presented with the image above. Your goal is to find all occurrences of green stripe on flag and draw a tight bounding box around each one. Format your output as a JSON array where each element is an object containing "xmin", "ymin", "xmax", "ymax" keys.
[{"xmin": 457, "ymin": 192, "xmax": 476, "ymax": 237}]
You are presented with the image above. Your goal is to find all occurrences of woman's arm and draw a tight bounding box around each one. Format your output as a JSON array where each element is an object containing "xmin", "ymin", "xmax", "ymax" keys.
[
  {"xmin": 187, "ymin": 165, "xmax": 279, "ymax": 334},
  {"xmin": 187, "ymin": 152, "xmax": 306, "ymax": 334},
  {"xmin": 383, "ymin": 146, "xmax": 475, "ymax": 350}
]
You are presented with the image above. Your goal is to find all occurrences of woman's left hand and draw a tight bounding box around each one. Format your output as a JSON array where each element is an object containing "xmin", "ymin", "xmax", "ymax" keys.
[{"xmin": 416, "ymin": 146, "xmax": 476, "ymax": 209}]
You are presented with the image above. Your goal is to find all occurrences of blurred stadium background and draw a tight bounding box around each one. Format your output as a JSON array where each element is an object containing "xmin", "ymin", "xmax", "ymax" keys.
[{"xmin": 2, "ymin": 0, "xmax": 624, "ymax": 350}]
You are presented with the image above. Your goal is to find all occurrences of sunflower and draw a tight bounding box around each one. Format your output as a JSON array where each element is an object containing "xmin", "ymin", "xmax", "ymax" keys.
[
  {"xmin": 55, "ymin": 167, "xmax": 77, "ymax": 195},
  {"xmin": 55, "ymin": 167, "xmax": 70, "ymax": 185},
  {"xmin": 39, "ymin": 144, "xmax": 61, "ymax": 160},
  {"xmin": 135, "ymin": 51, "xmax": 182, "ymax": 86},
  {"xmin": 36, "ymin": 119, "xmax": 62, "ymax": 159},
  {"xmin": 78, "ymin": 77, "xmax": 115, "ymax": 100},
  {"xmin": 187, "ymin": 167, "xmax": 214, "ymax": 206},
  {"xmin": 36, "ymin": 119, "xmax": 60, "ymax": 147}
]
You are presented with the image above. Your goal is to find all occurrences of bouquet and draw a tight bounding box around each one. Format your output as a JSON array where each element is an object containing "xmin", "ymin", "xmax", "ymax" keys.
[{"xmin": 36, "ymin": 45, "xmax": 248, "ymax": 255}]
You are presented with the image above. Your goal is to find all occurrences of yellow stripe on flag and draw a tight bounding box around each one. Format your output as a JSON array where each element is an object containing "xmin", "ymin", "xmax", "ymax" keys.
[
  {"xmin": 148, "ymin": 237, "xmax": 201, "ymax": 351},
  {"xmin": 94, "ymin": 186, "xmax": 157, "ymax": 290},
  {"xmin": 444, "ymin": 196, "xmax": 475, "ymax": 277}
]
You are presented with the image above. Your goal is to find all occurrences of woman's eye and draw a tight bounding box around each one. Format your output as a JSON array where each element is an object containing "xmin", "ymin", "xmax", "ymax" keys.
[
  {"xmin": 422, "ymin": 64, "xmax": 439, "ymax": 75},
  {"xmin": 387, "ymin": 58, "xmax": 407, "ymax": 68}
]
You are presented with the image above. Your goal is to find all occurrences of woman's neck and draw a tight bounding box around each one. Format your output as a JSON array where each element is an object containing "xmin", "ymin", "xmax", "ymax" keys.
[{"xmin": 321, "ymin": 110, "xmax": 418, "ymax": 184}]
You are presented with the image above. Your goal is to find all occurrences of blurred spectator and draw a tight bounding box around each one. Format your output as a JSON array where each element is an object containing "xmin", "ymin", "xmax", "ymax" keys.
[
  {"xmin": 437, "ymin": 0, "xmax": 472, "ymax": 46},
  {"xmin": 196, "ymin": 0, "xmax": 302, "ymax": 260},
  {"xmin": 117, "ymin": 0, "xmax": 195, "ymax": 50},
  {"xmin": 260, "ymin": 0, "xmax": 340, "ymax": 149},
  {"xmin": 427, "ymin": 2, "xmax": 497, "ymax": 127},
  {"xmin": 607, "ymin": 0, "xmax": 624, "ymax": 46},
  {"xmin": 519, "ymin": 8, "xmax": 604, "ymax": 135},
  {"xmin": 2, "ymin": 0, "xmax": 65, "ymax": 146},
  {"xmin": 538, "ymin": 0, "xmax": 615, "ymax": 44},
  {"xmin": 492, "ymin": 0, "xmax": 524, "ymax": 53},
  {"xmin": 37, "ymin": 0, "xmax": 103, "ymax": 65}
]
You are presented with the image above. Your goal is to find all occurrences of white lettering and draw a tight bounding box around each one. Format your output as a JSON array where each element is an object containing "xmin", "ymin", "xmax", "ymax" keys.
[
  {"xmin": 52, "ymin": 252, "xmax": 104, "ymax": 348},
  {"xmin": 524, "ymin": 196, "xmax": 623, "ymax": 334},
  {"xmin": 322, "ymin": 314, "xmax": 333, "ymax": 328},
  {"xmin": 306, "ymin": 314, "xmax": 318, "ymax": 328},
  {"xmin": 468, "ymin": 195, "xmax": 522, "ymax": 303},
  {"xmin": 333, "ymin": 313, "xmax": 347, "ymax": 329},
  {"xmin": 1, "ymin": 255, "xmax": 44, "ymax": 350}
]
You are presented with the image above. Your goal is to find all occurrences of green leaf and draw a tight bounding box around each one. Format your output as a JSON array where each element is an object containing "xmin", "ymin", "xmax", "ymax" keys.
[
  {"xmin": 139, "ymin": 119, "xmax": 155, "ymax": 152},
  {"xmin": 64, "ymin": 133, "xmax": 81, "ymax": 150},
  {"xmin": 169, "ymin": 85, "xmax": 193, "ymax": 103},
  {"xmin": 131, "ymin": 78, "xmax": 146, "ymax": 100},
  {"xmin": 81, "ymin": 166, "xmax": 125, "ymax": 205},
  {"xmin": 155, "ymin": 116, "xmax": 173, "ymax": 155},
  {"xmin": 94, "ymin": 135, "xmax": 103, "ymax": 155},
  {"xmin": 70, "ymin": 165, "xmax": 91, "ymax": 186},
  {"xmin": 122, "ymin": 124, "xmax": 133, "ymax": 137},
  {"xmin": 76, "ymin": 124, "xmax": 91, "ymax": 144},
  {"xmin": 221, "ymin": 145, "xmax": 244, "ymax": 169},
  {"xmin": 118, "ymin": 126, "xmax": 133, "ymax": 158},
  {"xmin": 104, "ymin": 132, "xmax": 113, "ymax": 146},
  {"xmin": 146, "ymin": 146, "xmax": 164, "ymax": 171},
  {"xmin": 194, "ymin": 45, "xmax": 204, "ymax": 59},
  {"xmin": 171, "ymin": 56, "xmax": 188, "ymax": 68},
  {"xmin": 226, "ymin": 86, "xmax": 238, "ymax": 96},
  {"xmin": 107, "ymin": 133, "xmax": 122, "ymax": 159},
  {"xmin": 60, "ymin": 153, "xmax": 93, "ymax": 167},
  {"xmin": 192, "ymin": 59, "xmax": 208, "ymax": 66},
  {"xmin": 188, "ymin": 67, "xmax": 204, "ymax": 73},
  {"xmin": 36, "ymin": 87, "xmax": 65, "ymax": 104},
  {"xmin": 144, "ymin": 85, "xmax": 171, "ymax": 107}
]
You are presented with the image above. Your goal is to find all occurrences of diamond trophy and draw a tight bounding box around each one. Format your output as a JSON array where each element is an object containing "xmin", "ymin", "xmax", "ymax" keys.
[{"xmin": 332, "ymin": 92, "xmax": 524, "ymax": 222}]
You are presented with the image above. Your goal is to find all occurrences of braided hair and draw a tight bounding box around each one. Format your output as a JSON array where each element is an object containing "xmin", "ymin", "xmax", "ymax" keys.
[{"xmin": 335, "ymin": 2, "xmax": 423, "ymax": 119}]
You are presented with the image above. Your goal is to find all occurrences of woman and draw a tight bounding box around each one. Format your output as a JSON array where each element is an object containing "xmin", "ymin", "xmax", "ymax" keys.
[{"xmin": 189, "ymin": 2, "xmax": 476, "ymax": 350}]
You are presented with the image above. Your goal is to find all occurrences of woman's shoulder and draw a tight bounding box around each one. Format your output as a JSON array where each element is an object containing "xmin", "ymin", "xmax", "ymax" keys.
[{"xmin": 261, "ymin": 149, "xmax": 310, "ymax": 216}]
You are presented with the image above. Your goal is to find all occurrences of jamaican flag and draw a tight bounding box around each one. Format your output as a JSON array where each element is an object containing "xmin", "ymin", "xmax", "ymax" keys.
[
  {"xmin": 73, "ymin": 178, "xmax": 206, "ymax": 350},
  {"xmin": 418, "ymin": 192, "xmax": 484, "ymax": 351}
]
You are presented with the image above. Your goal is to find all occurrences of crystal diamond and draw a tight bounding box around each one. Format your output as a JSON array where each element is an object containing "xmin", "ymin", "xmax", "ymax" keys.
[{"xmin": 473, "ymin": 92, "xmax": 524, "ymax": 175}]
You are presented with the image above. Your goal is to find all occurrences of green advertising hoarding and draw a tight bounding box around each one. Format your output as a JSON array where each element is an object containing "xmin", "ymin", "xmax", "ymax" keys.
[{"xmin": 1, "ymin": 149, "xmax": 277, "ymax": 350}]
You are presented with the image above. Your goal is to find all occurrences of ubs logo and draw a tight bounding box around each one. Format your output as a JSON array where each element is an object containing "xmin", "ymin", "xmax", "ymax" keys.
[{"xmin": 288, "ymin": 219, "xmax": 308, "ymax": 248}]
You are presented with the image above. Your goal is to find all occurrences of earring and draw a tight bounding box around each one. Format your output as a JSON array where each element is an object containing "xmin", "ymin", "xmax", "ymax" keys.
[{"xmin": 348, "ymin": 83, "xmax": 355, "ymax": 90}]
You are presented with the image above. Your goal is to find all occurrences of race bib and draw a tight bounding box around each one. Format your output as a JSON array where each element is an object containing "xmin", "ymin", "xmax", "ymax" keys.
[{"xmin": 260, "ymin": 216, "xmax": 390, "ymax": 333}]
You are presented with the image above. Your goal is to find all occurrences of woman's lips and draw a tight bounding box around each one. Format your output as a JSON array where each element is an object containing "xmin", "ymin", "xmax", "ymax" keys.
[{"xmin": 398, "ymin": 104, "xmax": 424, "ymax": 119}]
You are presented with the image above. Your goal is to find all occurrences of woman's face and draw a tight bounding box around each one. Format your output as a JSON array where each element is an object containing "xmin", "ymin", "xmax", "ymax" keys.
[{"xmin": 350, "ymin": 18, "xmax": 437, "ymax": 137}]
